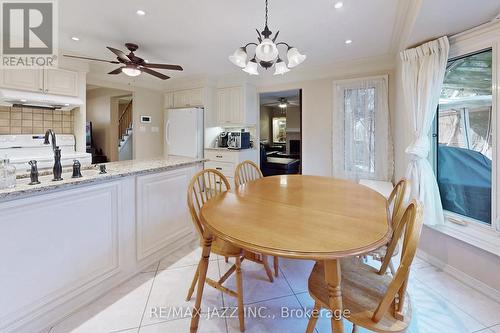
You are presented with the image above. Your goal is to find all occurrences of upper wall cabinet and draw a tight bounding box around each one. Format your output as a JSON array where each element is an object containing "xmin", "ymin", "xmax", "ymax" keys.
[
  {"xmin": 173, "ymin": 88, "xmax": 204, "ymax": 108},
  {"xmin": 164, "ymin": 92, "xmax": 174, "ymax": 109},
  {"xmin": 216, "ymin": 85, "xmax": 257, "ymax": 126},
  {"xmin": 0, "ymin": 69, "xmax": 43, "ymax": 92},
  {"xmin": 0, "ymin": 68, "xmax": 79, "ymax": 97},
  {"xmin": 164, "ymin": 87, "xmax": 216, "ymax": 127},
  {"xmin": 44, "ymin": 68, "xmax": 79, "ymax": 96}
]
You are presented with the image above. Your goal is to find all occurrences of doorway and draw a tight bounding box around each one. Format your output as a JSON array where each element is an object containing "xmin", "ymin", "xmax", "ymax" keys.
[
  {"xmin": 259, "ymin": 89, "xmax": 302, "ymax": 175},
  {"xmin": 85, "ymin": 85, "xmax": 133, "ymax": 163}
]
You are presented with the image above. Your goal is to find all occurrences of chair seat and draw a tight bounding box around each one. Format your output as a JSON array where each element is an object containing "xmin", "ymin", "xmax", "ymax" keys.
[
  {"xmin": 308, "ymin": 259, "xmax": 411, "ymax": 333},
  {"xmin": 200, "ymin": 237, "xmax": 242, "ymax": 257},
  {"xmin": 369, "ymin": 243, "xmax": 400, "ymax": 260}
]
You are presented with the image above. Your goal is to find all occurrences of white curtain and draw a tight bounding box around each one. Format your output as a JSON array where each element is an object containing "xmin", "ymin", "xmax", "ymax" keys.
[
  {"xmin": 332, "ymin": 76, "xmax": 393, "ymax": 182},
  {"xmin": 401, "ymin": 36, "xmax": 449, "ymax": 226}
]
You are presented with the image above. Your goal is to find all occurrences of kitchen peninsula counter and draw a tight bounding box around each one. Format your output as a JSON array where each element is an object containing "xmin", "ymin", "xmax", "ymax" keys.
[
  {"xmin": 0, "ymin": 155, "xmax": 204, "ymax": 201},
  {"xmin": 0, "ymin": 156, "xmax": 203, "ymax": 333}
]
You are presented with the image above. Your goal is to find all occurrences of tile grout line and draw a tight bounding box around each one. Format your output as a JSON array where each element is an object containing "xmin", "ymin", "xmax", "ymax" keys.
[
  {"xmin": 216, "ymin": 256, "xmax": 230, "ymax": 333},
  {"xmin": 472, "ymin": 323, "xmax": 500, "ymax": 333},
  {"xmin": 278, "ymin": 263, "xmax": 321, "ymax": 333},
  {"xmin": 410, "ymin": 271, "xmax": 496, "ymax": 329},
  {"xmin": 136, "ymin": 261, "xmax": 161, "ymax": 333}
]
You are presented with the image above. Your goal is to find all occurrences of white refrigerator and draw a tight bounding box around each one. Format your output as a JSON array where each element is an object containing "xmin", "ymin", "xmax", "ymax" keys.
[{"xmin": 164, "ymin": 108, "xmax": 204, "ymax": 159}]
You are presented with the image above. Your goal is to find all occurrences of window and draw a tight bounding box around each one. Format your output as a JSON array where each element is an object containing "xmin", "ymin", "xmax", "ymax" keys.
[
  {"xmin": 272, "ymin": 117, "xmax": 286, "ymax": 143},
  {"xmin": 344, "ymin": 87, "xmax": 376, "ymax": 174},
  {"xmin": 436, "ymin": 49, "xmax": 492, "ymax": 225},
  {"xmin": 332, "ymin": 76, "xmax": 392, "ymax": 181}
]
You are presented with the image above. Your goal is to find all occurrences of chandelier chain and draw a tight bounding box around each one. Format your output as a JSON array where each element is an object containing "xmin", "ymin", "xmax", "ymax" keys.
[{"xmin": 265, "ymin": 0, "xmax": 268, "ymax": 27}]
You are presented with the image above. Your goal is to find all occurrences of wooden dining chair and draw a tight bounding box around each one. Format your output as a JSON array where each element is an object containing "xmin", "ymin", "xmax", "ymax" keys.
[
  {"xmin": 368, "ymin": 179, "xmax": 410, "ymax": 275},
  {"xmin": 305, "ymin": 200, "xmax": 423, "ymax": 333},
  {"xmin": 186, "ymin": 169, "xmax": 246, "ymax": 331},
  {"xmin": 235, "ymin": 160, "xmax": 279, "ymax": 278}
]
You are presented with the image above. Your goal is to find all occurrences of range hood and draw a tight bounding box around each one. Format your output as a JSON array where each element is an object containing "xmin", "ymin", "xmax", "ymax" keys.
[{"xmin": 0, "ymin": 88, "xmax": 83, "ymax": 111}]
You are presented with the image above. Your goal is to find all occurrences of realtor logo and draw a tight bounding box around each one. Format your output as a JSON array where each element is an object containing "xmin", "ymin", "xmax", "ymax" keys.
[{"xmin": 1, "ymin": 0, "xmax": 58, "ymax": 68}]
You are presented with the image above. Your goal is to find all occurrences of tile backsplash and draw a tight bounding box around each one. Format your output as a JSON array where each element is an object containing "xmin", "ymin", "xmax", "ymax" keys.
[{"xmin": 0, "ymin": 106, "xmax": 74, "ymax": 135}]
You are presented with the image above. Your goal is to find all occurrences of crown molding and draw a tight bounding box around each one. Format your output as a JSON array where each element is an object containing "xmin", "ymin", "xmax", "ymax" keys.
[{"xmin": 390, "ymin": 0, "xmax": 423, "ymax": 53}]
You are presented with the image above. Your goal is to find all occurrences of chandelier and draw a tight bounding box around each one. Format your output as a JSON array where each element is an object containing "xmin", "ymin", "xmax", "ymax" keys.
[{"xmin": 228, "ymin": 0, "xmax": 306, "ymax": 76}]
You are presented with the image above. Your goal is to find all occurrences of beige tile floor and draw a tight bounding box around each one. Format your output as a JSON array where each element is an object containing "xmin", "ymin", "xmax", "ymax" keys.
[{"xmin": 49, "ymin": 242, "xmax": 500, "ymax": 333}]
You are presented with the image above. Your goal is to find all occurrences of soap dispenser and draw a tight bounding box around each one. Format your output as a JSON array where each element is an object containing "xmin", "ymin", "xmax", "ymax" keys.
[{"xmin": 0, "ymin": 156, "xmax": 16, "ymax": 189}]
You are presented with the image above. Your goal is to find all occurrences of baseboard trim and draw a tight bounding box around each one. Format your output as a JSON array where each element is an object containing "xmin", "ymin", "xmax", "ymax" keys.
[{"xmin": 416, "ymin": 249, "xmax": 500, "ymax": 303}]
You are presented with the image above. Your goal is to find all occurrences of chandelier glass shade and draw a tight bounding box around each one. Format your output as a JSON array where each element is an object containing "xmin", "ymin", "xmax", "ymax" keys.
[{"xmin": 229, "ymin": 0, "xmax": 306, "ymax": 76}]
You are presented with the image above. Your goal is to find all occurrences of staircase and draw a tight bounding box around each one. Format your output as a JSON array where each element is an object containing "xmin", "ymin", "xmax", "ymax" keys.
[{"xmin": 118, "ymin": 100, "xmax": 133, "ymax": 161}]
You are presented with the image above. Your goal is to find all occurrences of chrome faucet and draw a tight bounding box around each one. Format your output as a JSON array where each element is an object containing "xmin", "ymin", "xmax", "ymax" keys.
[{"xmin": 44, "ymin": 129, "xmax": 63, "ymax": 181}]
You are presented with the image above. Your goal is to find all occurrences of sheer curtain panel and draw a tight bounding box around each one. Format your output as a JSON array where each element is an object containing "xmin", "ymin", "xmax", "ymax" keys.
[
  {"xmin": 332, "ymin": 76, "xmax": 393, "ymax": 182},
  {"xmin": 401, "ymin": 36, "xmax": 449, "ymax": 226}
]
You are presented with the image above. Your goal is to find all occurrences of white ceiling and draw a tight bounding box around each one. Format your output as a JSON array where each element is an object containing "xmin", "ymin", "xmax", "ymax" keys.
[
  {"xmin": 260, "ymin": 89, "xmax": 300, "ymax": 105},
  {"xmin": 59, "ymin": 0, "xmax": 500, "ymax": 83},
  {"xmin": 408, "ymin": 0, "xmax": 500, "ymax": 47},
  {"xmin": 59, "ymin": 0, "xmax": 398, "ymax": 80}
]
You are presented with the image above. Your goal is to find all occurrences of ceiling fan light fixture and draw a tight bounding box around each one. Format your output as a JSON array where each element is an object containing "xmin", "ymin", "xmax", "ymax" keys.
[
  {"xmin": 255, "ymin": 38, "xmax": 279, "ymax": 62},
  {"xmin": 242, "ymin": 58, "xmax": 259, "ymax": 75},
  {"xmin": 334, "ymin": 1, "xmax": 343, "ymax": 9},
  {"xmin": 122, "ymin": 65, "xmax": 141, "ymax": 77},
  {"xmin": 274, "ymin": 59, "xmax": 290, "ymax": 75},
  {"xmin": 287, "ymin": 47, "xmax": 306, "ymax": 68},
  {"xmin": 229, "ymin": 47, "xmax": 248, "ymax": 68}
]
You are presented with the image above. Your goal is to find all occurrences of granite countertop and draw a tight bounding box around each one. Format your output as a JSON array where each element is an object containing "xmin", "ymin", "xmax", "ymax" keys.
[{"xmin": 0, "ymin": 156, "xmax": 205, "ymax": 201}]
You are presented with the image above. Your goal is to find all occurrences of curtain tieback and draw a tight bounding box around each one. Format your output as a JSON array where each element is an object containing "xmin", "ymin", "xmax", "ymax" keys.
[{"xmin": 405, "ymin": 136, "xmax": 430, "ymax": 160}]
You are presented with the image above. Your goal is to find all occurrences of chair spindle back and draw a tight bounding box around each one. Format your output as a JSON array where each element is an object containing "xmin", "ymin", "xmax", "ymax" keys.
[
  {"xmin": 234, "ymin": 160, "xmax": 263, "ymax": 187},
  {"xmin": 187, "ymin": 169, "xmax": 231, "ymax": 238}
]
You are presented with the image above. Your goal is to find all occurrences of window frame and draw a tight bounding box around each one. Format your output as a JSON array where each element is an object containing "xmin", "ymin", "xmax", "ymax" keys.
[{"xmin": 430, "ymin": 27, "xmax": 500, "ymax": 256}]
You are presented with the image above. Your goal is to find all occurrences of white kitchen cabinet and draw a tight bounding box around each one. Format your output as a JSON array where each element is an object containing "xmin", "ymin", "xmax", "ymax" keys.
[
  {"xmin": 0, "ymin": 68, "xmax": 79, "ymax": 97},
  {"xmin": 43, "ymin": 68, "xmax": 79, "ymax": 96},
  {"xmin": 164, "ymin": 92, "xmax": 174, "ymax": 108},
  {"xmin": 216, "ymin": 84, "xmax": 257, "ymax": 126},
  {"xmin": 136, "ymin": 168, "xmax": 193, "ymax": 260},
  {"xmin": 0, "ymin": 181, "xmax": 123, "ymax": 332},
  {"xmin": 0, "ymin": 162, "xmax": 201, "ymax": 333},
  {"xmin": 173, "ymin": 88, "xmax": 204, "ymax": 108},
  {"xmin": 204, "ymin": 148, "xmax": 258, "ymax": 186},
  {"xmin": 0, "ymin": 69, "xmax": 43, "ymax": 92}
]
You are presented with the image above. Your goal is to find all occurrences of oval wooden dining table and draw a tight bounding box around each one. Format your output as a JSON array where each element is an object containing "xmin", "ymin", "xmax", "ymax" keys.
[{"xmin": 190, "ymin": 175, "xmax": 391, "ymax": 333}]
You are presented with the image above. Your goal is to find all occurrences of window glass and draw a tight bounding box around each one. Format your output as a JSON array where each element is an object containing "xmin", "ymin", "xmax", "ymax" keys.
[
  {"xmin": 437, "ymin": 49, "xmax": 492, "ymax": 224},
  {"xmin": 344, "ymin": 87, "xmax": 376, "ymax": 174}
]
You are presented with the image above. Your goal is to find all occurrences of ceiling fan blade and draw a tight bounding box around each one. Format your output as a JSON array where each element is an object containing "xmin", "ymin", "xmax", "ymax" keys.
[
  {"xmin": 143, "ymin": 63, "xmax": 183, "ymax": 71},
  {"xmin": 141, "ymin": 67, "xmax": 170, "ymax": 80},
  {"xmin": 107, "ymin": 47, "xmax": 130, "ymax": 62},
  {"xmin": 108, "ymin": 67, "xmax": 123, "ymax": 75},
  {"xmin": 63, "ymin": 54, "xmax": 120, "ymax": 64}
]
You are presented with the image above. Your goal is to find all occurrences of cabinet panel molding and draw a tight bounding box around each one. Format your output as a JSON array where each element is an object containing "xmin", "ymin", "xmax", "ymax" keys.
[
  {"xmin": 0, "ymin": 182, "xmax": 120, "ymax": 331},
  {"xmin": 136, "ymin": 169, "xmax": 192, "ymax": 260}
]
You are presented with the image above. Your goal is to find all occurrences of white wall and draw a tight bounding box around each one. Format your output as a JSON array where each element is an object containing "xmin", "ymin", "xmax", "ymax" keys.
[
  {"xmin": 258, "ymin": 70, "xmax": 396, "ymax": 177},
  {"xmin": 132, "ymin": 88, "xmax": 164, "ymax": 159}
]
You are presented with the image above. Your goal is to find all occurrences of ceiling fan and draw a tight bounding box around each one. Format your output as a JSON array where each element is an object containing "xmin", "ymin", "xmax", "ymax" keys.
[
  {"xmin": 63, "ymin": 43, "xmax": 183, "ymax": 80},
  {"xmin": 264, "ymin": 97, "xmax": 299, "ymax": 108}
]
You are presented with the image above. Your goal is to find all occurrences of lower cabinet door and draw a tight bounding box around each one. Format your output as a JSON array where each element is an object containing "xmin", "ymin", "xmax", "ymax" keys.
[
  {"xmin": 136, "ymin": 168, "xmax": 192, "ymax": 260},
  {"xmin": 0, "ymin": 181, "xmax": 121, "ymax": 331}
]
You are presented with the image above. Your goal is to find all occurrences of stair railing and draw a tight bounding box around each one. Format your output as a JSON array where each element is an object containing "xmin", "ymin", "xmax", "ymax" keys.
[{"xmin": 118, "ymin": 100, "xmax": 133, "ymax": 141}]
